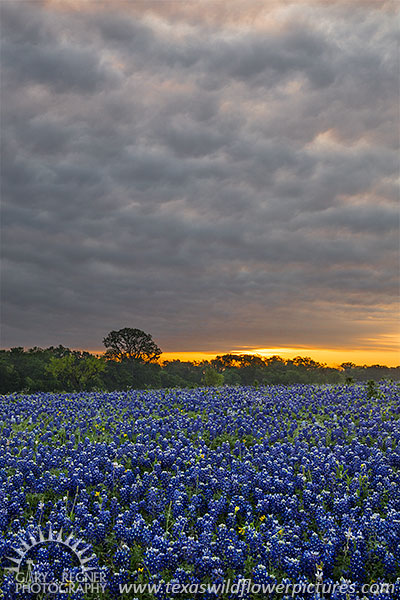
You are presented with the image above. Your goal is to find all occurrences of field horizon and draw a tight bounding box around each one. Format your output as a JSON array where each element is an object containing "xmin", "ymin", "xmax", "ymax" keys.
[{"xmin": 76, "ymin": 347, "xmax": 400, "ymax": 369}]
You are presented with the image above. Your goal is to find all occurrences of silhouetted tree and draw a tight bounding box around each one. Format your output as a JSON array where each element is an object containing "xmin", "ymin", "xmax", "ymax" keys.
[{"xmin": 103, "ymin": 328, "xmax": 162, "ymax": 363}]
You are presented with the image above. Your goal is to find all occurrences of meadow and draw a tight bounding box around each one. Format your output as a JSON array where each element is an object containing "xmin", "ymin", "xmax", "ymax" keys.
[{"xmin": 0, "ymin": 383, "xmax": 399, "ymax": 599}]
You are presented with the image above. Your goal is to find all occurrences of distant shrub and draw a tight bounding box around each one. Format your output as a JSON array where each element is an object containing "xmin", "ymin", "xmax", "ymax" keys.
[{"xmin": 204, "ymin": 367, "xmax": 224, "ymax": 387}]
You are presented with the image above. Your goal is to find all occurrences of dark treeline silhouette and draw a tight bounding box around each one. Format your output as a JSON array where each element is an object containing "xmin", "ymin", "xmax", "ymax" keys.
[{"xmin": 0, "ymin": 346, "xmax": 399, "ymax": 393}]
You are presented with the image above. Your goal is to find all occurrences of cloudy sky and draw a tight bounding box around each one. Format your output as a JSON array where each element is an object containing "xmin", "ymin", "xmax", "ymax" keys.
[{"xmin": 1, "ymin": 0, "xmax": 399, "ymax": 365}]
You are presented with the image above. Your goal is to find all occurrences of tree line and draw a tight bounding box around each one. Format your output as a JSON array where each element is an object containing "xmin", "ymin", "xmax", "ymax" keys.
[{"xmin": 0, "ymin": 327, "xmax": 398, "ymax": 393}]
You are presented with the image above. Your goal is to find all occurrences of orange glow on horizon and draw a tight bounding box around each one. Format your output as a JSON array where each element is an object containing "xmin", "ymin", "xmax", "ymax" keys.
[
  {"xmin": 160, "ymin": 347, "xmax": 399, "ymax": 368},
  {"xmin": 87, "ymin": 347, "xmax": 399, "ymax": 367}
]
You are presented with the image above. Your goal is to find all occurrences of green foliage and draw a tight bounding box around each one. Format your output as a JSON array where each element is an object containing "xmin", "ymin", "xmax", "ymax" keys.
[
  {"xmin": 46, "ymin": 354, "xmax": 106, "ymax": 391},
  {"xmin": 203, "ymin": 367, "xmax": 224, "ymax": 387},
  {"xmin": 0, "ymin": 346, "xmax": 399, "ymax": 393},
  {"xmin": 366, "ymin": 379, "xmax": 379, "ymax": 400},
  {"xmin": 222, "ymin": 369, "xmax": 241, "ymax": 386}
]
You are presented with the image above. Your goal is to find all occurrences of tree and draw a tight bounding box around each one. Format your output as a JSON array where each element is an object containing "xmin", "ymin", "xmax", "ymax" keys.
[
  {"xmin": 204, "ymin": 367, "xmax": 224, "ymax": 387},
  {"xmin": 103, "ymin": 328, "xmax": 162, "ymax": 363},
  {"xmin": 46, "ymin": 352, "xmax": 106, "ymax": 391},
  {"xmin": 46, "ymin": 354, "xmax": 106, "ymax": 391},
  {"xmin": 340, "ymin": 362, "xmax": 357, "ymax": 370}
]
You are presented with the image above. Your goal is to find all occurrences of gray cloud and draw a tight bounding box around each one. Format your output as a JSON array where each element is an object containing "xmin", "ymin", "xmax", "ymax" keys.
[{"xmin": 1, "ymin": 0, "xmax": 398, "ymax": 356}]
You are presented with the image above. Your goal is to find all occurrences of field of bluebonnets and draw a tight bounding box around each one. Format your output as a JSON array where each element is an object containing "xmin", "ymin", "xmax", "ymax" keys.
[{"xmin": 0, "ymin": 382, "xmax": 400, "ymax": 599}]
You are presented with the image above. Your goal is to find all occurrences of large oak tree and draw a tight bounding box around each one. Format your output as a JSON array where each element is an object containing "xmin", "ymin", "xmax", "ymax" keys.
[{"xmin": 103, "ymin": 328, "xmax": 162, "ymax": 363}]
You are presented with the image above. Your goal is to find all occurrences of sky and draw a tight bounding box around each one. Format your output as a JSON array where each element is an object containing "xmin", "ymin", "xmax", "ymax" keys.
[{"xmin": 1, "ymin": 0, "xmax": 399, "ymax": 366}]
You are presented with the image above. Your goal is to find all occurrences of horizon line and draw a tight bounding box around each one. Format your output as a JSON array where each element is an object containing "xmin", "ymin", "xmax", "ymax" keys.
[{"xmin": 7, "ymin": 345, "xmax": 397, "ymax": 368}]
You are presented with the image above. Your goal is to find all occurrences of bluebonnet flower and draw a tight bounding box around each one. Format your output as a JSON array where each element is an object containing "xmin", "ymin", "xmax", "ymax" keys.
[{"xmin": 0, "ymin": 383, "xmax": 399, "ymax": 597}]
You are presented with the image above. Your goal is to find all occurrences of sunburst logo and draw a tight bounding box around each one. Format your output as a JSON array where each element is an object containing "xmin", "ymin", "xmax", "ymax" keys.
[
  {"xmin": 5, "ymin": 525, "xmax": 96, "ymax": 576},
  {"xmin": 4, "ymin": 526, "xmax": 105, "ymax": 595}
]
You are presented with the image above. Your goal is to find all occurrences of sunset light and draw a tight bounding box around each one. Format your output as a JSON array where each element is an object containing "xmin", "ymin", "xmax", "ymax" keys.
[{"xmin": 1, "ymin": 0, "xmax": 398, "ymax": 365}]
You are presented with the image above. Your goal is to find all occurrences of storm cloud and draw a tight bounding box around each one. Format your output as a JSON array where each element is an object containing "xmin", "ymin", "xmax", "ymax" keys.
[{"xmin": 1, "ymin": 0, "xmax": 398, "ymax": 357}]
